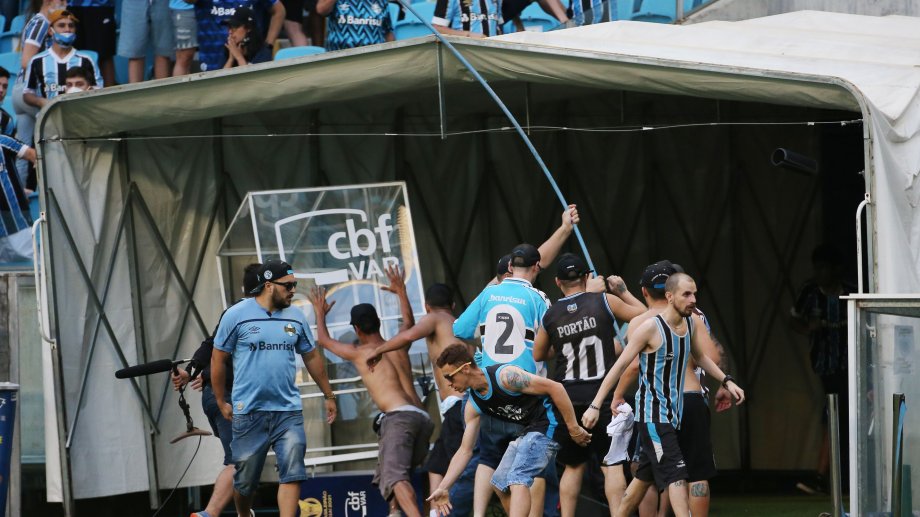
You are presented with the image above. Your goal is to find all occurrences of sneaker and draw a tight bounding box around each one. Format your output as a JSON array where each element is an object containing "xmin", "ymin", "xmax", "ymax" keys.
[
  {"xmin": 796, "ymin": 481, "xmax": 820, "ymax": 495},
  {"xmin": 190, "ymin": 512, "xmax": 210, "ymax": 517}
]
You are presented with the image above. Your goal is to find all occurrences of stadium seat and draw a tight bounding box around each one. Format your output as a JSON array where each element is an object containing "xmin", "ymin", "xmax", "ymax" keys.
[
  {"xmin": 7, "ymin": 14, "xmax": 23, "ymax": 34},
  {"xmin": 0, "ymin": 50, "xmax": 18, "ymax": 76},
  {"xmin": 274, "ymin": 46, "xmax": 326, "ymax": 60},
  {"xmin": 0, "ymin": 34, "xmax": 16, "ymax": 53},
  {"xmin": 628, "ymin": 0, "xmax": 675, "ymax": 23},
  {"xmin": 393, "ymin": 2, "xmax": 435, "ymax": 40}
]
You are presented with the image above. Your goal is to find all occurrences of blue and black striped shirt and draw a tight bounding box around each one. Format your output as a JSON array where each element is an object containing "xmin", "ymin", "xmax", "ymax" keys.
[{"xmin": 636, "ymin": 315, "xmax": 692, "ymax": 428}]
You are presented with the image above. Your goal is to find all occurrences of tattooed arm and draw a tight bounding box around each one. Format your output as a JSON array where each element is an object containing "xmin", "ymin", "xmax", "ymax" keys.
[{"xmin": 498, "ymin": 366, "xmax": 591, "ymax": 445}]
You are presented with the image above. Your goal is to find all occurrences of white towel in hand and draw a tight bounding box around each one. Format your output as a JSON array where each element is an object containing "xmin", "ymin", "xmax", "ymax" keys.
[{"xmin": 603, "ymin": 403, "xmax": 635, "ymax": 466}]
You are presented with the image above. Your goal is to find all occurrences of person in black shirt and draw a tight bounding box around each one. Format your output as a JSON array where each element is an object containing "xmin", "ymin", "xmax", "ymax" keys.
[
  {"xmin": 428, "ymin": 344, "xmax": 591, "ymax": 517},
  {"xmin": 533, "ymin": 253, "xmax": 645, "ymax": 517},
  {"xmin": 171, "ymin": 262, "xmax": 261, "ymax": 517}
]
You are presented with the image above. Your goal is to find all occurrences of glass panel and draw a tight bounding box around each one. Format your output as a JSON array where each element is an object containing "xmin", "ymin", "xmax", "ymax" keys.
[
  {"xmin": 16, "ymin": 284, "xmax": 44, "ymax": 464},
  {"xmin": 853, "ymin": 301, "xmax": 920, "ymax": 515}
]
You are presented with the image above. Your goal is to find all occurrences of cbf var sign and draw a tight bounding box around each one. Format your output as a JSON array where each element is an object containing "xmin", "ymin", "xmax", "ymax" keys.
[{"xmin": 218, "ymin": 182, "xmax": 426, "ymax": 331}]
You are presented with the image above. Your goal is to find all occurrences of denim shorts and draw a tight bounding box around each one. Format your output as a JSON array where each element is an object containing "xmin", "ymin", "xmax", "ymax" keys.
[
  {"xmin": 172, "ymin": 8, "xmax": 198, "ymax": 49},
  {"xmin": 201, "ymin": 385, "xmax": 233, "ymax": 465},
  {"xmin": 231, "ymin": 410, "xmax": 307, "ymax": 496},
  {"xmin": 117, "ymin": 0, "xmax": 175, "ymax": 58},
  {"xmin": 491, "ymin": 432, "xmax": 560, "ymax": 492},
  {"xmin": 478, "ymin": 412, "xmax": 525, "ymax": 469}
]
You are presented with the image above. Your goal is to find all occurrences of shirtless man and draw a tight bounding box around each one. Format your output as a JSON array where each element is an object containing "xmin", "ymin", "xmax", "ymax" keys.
[
  {"xmin": 365, "ymin": 282, "xmax": 470, "ymax": 494},
  {"xmin": 584, "ymin": 273, "xmax": 745, "ymax": 517},
  {"xmin": 310, "ymin": 286, "xmax": 434, "ymax": 517}
]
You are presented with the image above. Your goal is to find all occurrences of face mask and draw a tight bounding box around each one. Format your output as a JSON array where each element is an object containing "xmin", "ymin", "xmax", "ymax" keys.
[
  {"xmin": 65, "ymin": 86, "xmax": 84, "ymax": 94},
  {"xmin": 53, "ymin": 31, "xmax": 76, "ymax": 47}
]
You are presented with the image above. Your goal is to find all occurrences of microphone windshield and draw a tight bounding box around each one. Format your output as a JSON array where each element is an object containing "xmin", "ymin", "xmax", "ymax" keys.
[{"xmin": 115, "ymin": 359, "xmax": 176, "ymax": 379}]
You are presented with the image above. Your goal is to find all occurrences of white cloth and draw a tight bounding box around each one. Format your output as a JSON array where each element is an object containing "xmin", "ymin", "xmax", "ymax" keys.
[
  {"xmin": 439, "ymin": 395, "xmax": 463, "ymax": 417},
  {"xmin": 603, "ymin": 402, "xmax": 635, "ymax": 466}
]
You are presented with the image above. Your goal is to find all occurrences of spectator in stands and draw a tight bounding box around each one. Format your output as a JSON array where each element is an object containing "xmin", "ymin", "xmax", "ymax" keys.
[
  {"xmin": 194, "ymin": 0, "xmax": 284, "ymax": 72},
  {"xmin": 0, "ymin": 67, "xmax": 15, "ymax": 137},
  {"xmin": 23, "ymin": 10, "xmax": 103, "ymax": 108},
  {"xmin": 0, "ymin": 128, "xmax": 37, "ymax": 262},
  {"xmin": 63, "ymin": 66, "xmax": 93, "ymax": 92},
  {"xmin": 170, "ymin": 0, "xmax": 197, "ymax": 76},
  {"xmin": 118, "ymin": 0, "xmax": 174, "ymax": 82},
  {"xmin": 280, "ymin": 0, "xmax": 308, "ymax": 47},
  {"xmin": 432, "ymin": 0, "xmax": 501, "ymax": 38},
  {"xmin": 317, "ymin": 0, "xmax": 392, "ymax": 51},
  {"xmin": 222, "ymin": 7, "xmax": 272, "ymax": 67},
  {"xmin": 67, "ymin": 0, "xmax": 116, "ymax": 87},
  {"xmin": 12, "ymin": 0, "xmax": 61, "ymax": 185}
]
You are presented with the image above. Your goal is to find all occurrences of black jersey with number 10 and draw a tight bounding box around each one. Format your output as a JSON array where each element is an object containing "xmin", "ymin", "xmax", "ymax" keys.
[{"xmin": 542, "ymin": 291, "xmax": 618, "ymax": 405}]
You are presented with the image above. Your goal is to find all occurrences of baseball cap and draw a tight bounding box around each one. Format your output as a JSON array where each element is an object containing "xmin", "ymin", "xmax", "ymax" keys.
[
  {"xmin": 509, "ymin": 243, "xmax": 540, "ymax": 268},
  {"xmin": 223, "ymin": 6, "xmax": 255, "ymax": 26},
  {"xmin": 556, "ymin": 253, "xmax": 589, "ymax": 280},
  {"xmin": 496, "ymin": 254, "xmax": 512, "ymax": 277},
  {"xmin": 349, "ymin": 303, "xmax": 381, "ymax": 327},
  {"xmin": 639, "ymin": 260, "xmax": 683, "ymax": 289},
  {"xmin": 257, "ymin": 259, "xmax": 294, "ymax": 284},
  {"xmin": 49, "ymin": 9, "xmax": 79, "ymax": 24}
]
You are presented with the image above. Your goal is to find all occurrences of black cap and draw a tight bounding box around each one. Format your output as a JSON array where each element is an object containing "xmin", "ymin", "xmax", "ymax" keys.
[
  {"xmin": 496, "ymin": 254, "xmax": 512, "ymax": 277},
  {"xmin": 223, "ymin": 6, "xmax": 255, "ymax": 26},
  {"xmin": 556, "ymin": 253, "xmax": 589, "ymax": 280},
  {"xmin": 257, "ymin": 259, "xmax": 294, "ymax": 284},
  {"xmin": 349, "ymin": 303, "xmax": 380, "ymax": 327},
  {"xmin": 510, "ymin": 243, "xmax": 540, "ymax": 268},
  {"xmin": 639, "ymin": 260, "xmax": 682, "ymax": 290}
]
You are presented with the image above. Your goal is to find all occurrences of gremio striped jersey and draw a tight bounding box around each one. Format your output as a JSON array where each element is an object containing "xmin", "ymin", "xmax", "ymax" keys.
[
  {"xmin": 453, "ymin": 277, "xmax": 550, "ymax": 374},
  {"xmin": 636, "ymin": 314, "xmax": 693, "ymax": 428}
]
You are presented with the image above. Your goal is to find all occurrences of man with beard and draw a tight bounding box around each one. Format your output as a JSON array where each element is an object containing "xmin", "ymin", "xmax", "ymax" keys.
[
  {"xmin": 585, "ymin": 273, "xmax": 745, "ymax": 517},
  {"xmin": 211, "ymin": 259, "xmax": 337, "ymax": 517}
]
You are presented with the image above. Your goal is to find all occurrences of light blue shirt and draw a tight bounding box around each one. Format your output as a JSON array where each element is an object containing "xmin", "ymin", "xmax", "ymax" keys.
[
  {"xmin": 214, "ymin": 298, "xmax": 315, "ymax": 414},
  {"xmin": 453, "ymin": 277, "xmax": 550, "ymax": 374}
]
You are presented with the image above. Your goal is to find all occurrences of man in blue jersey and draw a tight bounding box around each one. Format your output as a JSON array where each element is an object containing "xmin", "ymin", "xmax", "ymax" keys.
[
  {"xmin": 454, "ymin": 242, "xmax": 553, "ymax": 516},
  {"xmin": 23, "ymin": 10, "xmax": 103, "ymax": 109},
  {"xmin": 211, "ymin": 259, "xmax": 337, "ymax": 517},
  {"xmin": 432, "ymin": 0, "xmax": 501, "ymax": 38},
  {"xmin": 195, "ymin": 0, "xmax": 285, "ymax": 72},
  {"xmin": 587, "ymin": 273, "xmax": 744, "ymax": 517},
  {"xmin": 428, "ymin": 343, "xmax": 591, "ymax": 517},
  {"xmin": 606, "ymin": 260, "xmax": 732, "ymax": 517},
  {"xmin": 317, "ymin": 0, "xmax": 393, "ymax": 51}
]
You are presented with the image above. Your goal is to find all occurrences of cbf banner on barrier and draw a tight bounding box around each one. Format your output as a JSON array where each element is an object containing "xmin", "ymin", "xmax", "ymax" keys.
[
  {"xmin": 298, "ymin": 472, "xmax": 424, "ymax": 516},
  {"xmin": 218, "ymin": 182, "xmax": 426, "ymax": 347}
]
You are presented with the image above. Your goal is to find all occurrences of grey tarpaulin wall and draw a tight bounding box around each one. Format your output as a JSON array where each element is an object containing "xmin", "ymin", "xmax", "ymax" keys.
[{"xmin": 35, "ymin": 12, "xmax": 920, "ymax": 507}]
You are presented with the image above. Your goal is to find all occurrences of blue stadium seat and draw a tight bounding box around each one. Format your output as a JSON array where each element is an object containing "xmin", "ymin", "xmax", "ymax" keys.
[
  {"xmin": 275, "ymin": 46, "xmax": 326, "ymax": 60},
  {"xmin": 7, "ymin": 14, "xmax": 23, "ymax": 34},
  {"xmin": 393, "ymin": 2, "xmax": 435, "ymax": 40},
  {"xmin": 628, "ymin": 0, "xmax": 675, "ymax": 23},
  {"xmin": 0, "ymin": 50, "xmax": 18, "ymax": 76}
]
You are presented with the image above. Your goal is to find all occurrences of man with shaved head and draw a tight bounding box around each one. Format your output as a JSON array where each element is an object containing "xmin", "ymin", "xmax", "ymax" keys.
[{"xmin": 586, "ymin": 273, "xmax": 745, "ymax": 517}]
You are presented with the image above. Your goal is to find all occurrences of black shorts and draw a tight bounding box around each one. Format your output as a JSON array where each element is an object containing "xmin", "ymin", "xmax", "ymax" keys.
[
  {"xmin": 501, "ymin": 0, "xmax": 534, "ymax": 21},
  {"xmin": 677, "ymin": 392, "xmax": 716, "ymax": 482},
  {"xmin": 556, "ymin": 404, "xmax": 613, "ymax": 467},
  {"xmin": 635, "ymin": 422, "xmax": 688, "ymax": 491},
  {"xmin": 70, "ymin": 5, "xmax": 117, "ymax": 59},
  {"xmin": 425, "ymin": 400, "xmax": 465, "ymax": 475},
  {"xmin": 281, "ymin": 0, "xmax": 304, "ymax": 21}
]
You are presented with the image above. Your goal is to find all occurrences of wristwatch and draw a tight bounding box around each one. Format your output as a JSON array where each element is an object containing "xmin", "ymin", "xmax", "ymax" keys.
[
  {"xmin": 324, "ymin": 392, "xmax": 336, "ymax": 400},
  {"xmin": 721, "ymin": 375, "xmax": 735, "ymax": 387}
]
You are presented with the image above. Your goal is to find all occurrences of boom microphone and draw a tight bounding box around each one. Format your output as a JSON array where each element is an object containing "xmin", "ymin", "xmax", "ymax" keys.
[{"xmin": 115, "ymin": 359, "xmax": 190, "ymax": 379}]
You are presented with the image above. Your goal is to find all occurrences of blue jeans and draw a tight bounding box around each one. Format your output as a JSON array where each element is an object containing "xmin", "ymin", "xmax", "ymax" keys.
[
  {"xmin": 231, "ymin": 410, "xmax": 306, "ymax": 496},
  {"xmin": 491, "ymin": 432, "xmax": 560, "ymax": 492},
  {"xmin": 201, "ymin": 385, "xmax": 233, "ymax": 465}
]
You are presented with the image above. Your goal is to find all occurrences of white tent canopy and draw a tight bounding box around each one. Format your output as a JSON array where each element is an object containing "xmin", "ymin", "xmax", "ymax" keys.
[{"xmin": 34, "ymin": 11, "xmax": 920, "ymax": 515}]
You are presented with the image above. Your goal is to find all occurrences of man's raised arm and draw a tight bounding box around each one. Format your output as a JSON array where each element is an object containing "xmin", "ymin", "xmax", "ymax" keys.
[{"xmin": 308, "ymin": 287, "xmax": 358, "ymax": 361}]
